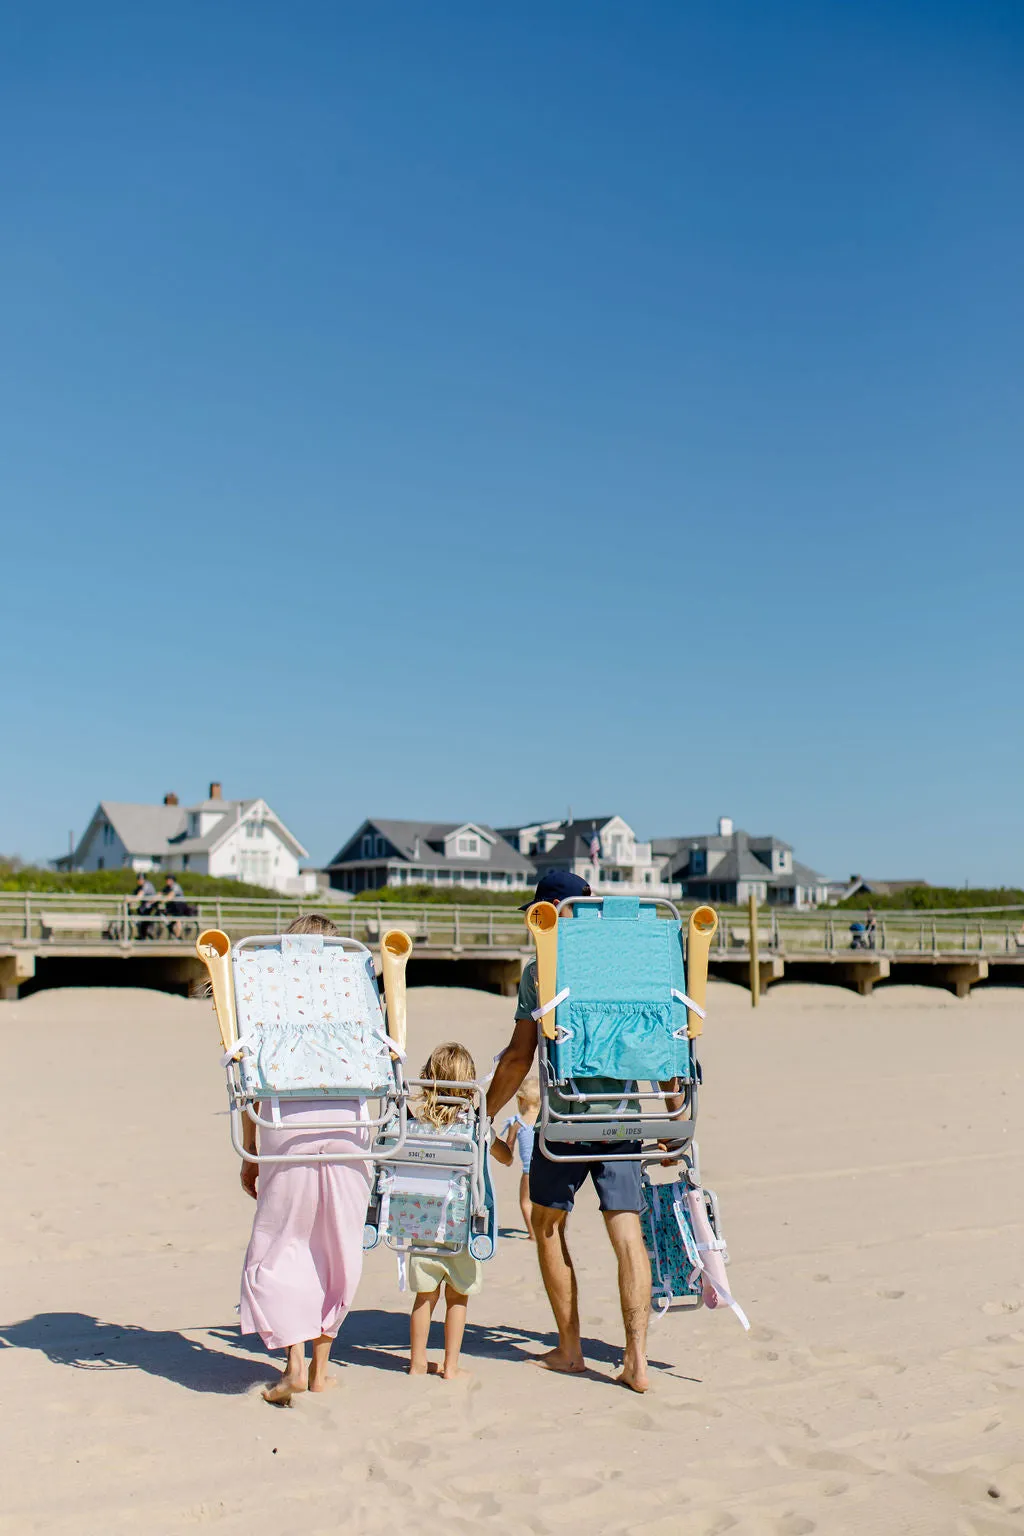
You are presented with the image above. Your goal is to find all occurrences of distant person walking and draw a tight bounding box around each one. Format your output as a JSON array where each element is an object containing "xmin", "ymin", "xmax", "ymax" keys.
[
  {"xmin": 160, "ymin": 874, "xmax": 189, "ymax": 939},
  {"xmin": 131, "ymin": 872, "xmax": 157, "ymax": 940}
]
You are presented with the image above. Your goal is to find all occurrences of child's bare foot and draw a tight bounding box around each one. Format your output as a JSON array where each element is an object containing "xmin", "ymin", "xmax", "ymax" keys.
[
  {"xmin": 441, "ymin": 1365, "xmax": 471, "ymax": 1380},
  {"xmin": 529, "ymin": 1347, "xmax": 586, "ymax": 1375},
  {"xmin": 262, "ymin": 1373, "xmax": 306, "ymax": 1405}
]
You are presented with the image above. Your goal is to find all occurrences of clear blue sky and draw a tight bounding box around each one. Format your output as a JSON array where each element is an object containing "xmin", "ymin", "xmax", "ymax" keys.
[{"xmin": 2, "ymin": 1, "xmax": 1021, "ymax": 882}]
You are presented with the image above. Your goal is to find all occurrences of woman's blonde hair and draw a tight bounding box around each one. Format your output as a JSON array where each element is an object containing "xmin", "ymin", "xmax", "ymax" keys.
[
  {"xmin": 285, "ymin": 912, "xmax": 339, "ymax": 935},
  {"xmin": 517, "ymin": 1077, "xmax": 540, "ymax": 1112},
  {"xmin": 416, "ymin": 1041, "xmax": 477, "ymax": 1129}
]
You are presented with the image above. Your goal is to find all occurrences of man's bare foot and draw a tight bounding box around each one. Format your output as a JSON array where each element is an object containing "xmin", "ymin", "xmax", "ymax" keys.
[
  {"xmin": 262, "ymin": 1374, "xmax": 306, "ymax": 1405},
  {"xmin": 529, "ymin": 1347, "xmax": 586, "ymax": 1375},
  {"xmin": 441, "ymin": 1366, "xmax": 471, "ymax": 1380},
  {"xmin": 406, "ymin": 1360, "xmax": 441, "ymax": 1376},
  {"xmin": 615, "ymin": 1356, "xmax": 649, "ymax": 1393}
]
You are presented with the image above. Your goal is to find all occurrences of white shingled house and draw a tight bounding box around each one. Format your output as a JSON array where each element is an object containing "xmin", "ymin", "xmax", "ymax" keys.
[{"xmin": 65, "ymin": 783, "xmax": 311, "ymax": 894}]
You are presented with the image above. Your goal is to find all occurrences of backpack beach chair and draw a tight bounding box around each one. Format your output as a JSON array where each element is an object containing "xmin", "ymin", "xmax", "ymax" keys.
[
  {"xmin": 640, "ymin": 1146, "xmax": 749, "ymax": 1329},
  {"xmin": 363, "ymin": 1076, "xmax": 498, "ymax": 1284},
  {"xmin": 195, "ymin": 928, "xmax": 410, "ymax": 1164},
  {"xmin": 526, "ymin": 896, "xmax": 713, "ymax": 1163}
]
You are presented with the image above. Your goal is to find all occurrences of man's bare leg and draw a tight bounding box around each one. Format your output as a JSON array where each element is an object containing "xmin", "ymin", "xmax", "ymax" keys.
[
  {"xmin": 308, "ymin": 1333, "xmax": 336, "ymax": 1392},
  {"xmin": 530, "ymin": 1204, "xmax": 585, "ymax": 1374},
  {"xmin": 263, "ymin": 1341, "xmax": 306, "ymax": 1404},
  {"xmin": 604, "ymin": 1210, "xmax": 651, "ymax": 1392},
  {"xmin": 408, "ymin": 1287, "xmax": 441, "ymax": 1375}
]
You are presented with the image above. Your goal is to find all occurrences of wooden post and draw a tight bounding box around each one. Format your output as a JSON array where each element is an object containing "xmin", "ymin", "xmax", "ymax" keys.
[{"xmin": 748, "ymin": 889, "xmax": 760, "ymax": 1007}]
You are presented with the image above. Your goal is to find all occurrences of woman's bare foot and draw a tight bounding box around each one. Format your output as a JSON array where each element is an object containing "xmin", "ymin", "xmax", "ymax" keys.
[
  {"xmin": 262, "ymin": 1373, "xmax": 306, "ymax": 1405},
  {"xmin": 406, "ymin": 1360, "xmax": 441, "ymax": 1376},
  {"xmin": 529, "ymin": 1347, "xmax": 586, "ymax": 1375},
  {"xmin": 307, "ymin": 1369, "xmax": 338, "ymax": 1393}
]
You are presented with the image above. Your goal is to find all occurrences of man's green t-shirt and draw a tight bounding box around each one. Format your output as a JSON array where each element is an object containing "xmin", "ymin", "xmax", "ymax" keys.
[{"xmin": 516, "ymin": 958, "xmax": 634, "ymax": 1116}]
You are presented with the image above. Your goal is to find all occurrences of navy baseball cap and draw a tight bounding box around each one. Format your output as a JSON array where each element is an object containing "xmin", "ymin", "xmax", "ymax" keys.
[{"xmin": 519, "ymin": 870, "xmax": 592, "ymax": 910}]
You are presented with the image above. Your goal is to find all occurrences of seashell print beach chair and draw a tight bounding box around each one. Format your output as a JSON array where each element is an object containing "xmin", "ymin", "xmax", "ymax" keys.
[
  {"xmin": 526, "ymin": 895, "xmax": 712, "ymax": 1164},
  {"xmin": 196, "ymin": 929, "xmax": 408, "ymax": 1164},
  {"xmin": 362, "ymin": 1076, "xmax": 497, "ymax": 1281}
]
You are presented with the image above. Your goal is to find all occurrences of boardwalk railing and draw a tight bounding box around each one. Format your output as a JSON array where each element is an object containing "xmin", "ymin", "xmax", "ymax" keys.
[{"xmin": 3, "ymin": 893, "xmax": 1023, "ymax": 958}]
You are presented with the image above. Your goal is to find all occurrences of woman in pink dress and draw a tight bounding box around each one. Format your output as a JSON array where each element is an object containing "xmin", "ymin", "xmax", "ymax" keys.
[{"xmin": 238, "ymin": 914, "xmax": 373, "ymax": 1404}]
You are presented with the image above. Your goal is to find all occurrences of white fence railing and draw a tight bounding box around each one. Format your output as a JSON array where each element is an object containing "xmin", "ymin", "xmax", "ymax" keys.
[{"xmin": 1, "ymin": 894, "xmax": 1022, "ymax": 957}]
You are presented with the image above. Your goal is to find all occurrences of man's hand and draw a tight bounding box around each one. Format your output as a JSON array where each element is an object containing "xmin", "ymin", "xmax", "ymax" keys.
[
  {"xmin": 240, "ymin": 1160, "xmax": 258, "ymax": 1199},
  {"xmin": 490, "ymin": 1137, "xmax": 514, "ymax": 1168}
]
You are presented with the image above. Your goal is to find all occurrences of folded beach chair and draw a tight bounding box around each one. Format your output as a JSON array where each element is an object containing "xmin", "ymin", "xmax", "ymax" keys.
[
  {"xmin": 527, "ymin": 896, "xmax": 712, "ymax": 1163},
  {"xmin": 363, "ymin": 1077, "xmax": 498, "ymax": 1282},
  {"xmin": 640, "ymin": 1146, "xmax": 749, "ymax": 1329},
  {"xmin": 195, "ymin": 929, "xmax": 409, "ymax": 1164}
]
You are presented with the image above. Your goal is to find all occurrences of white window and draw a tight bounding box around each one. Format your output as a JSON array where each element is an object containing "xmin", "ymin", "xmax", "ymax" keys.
[
  {"xmin": 375, "ymin": 835, "xmax": 386, "ymax": 856},
  {"xmin": 362, "ymin": 834, "xmax": 373, "ymax": 857},
  {"xmin": 457, "ymin": 835, "xmax": 479, "ymax": 855}
]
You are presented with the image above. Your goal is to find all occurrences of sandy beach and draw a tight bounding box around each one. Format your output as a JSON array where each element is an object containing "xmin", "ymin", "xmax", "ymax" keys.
[{"xmin": 1, "ymin": 979, "xmax": 1021, "ymax": 1534}]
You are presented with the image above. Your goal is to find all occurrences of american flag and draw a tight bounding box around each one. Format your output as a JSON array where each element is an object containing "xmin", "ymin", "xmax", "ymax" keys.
[{"xmin": 589, "ymin": 832, "xmax": 601, "ymax": 864}]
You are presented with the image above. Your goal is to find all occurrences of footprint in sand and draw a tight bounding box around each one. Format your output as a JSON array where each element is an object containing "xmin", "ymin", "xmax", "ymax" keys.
[
  {"xmin": 874, "ymin": 1289, "xmax": 905, "ymax": 1300},
  {"xmin": 775, "ymin": 1518, "xmax": 816, "ymax": 1536},
  {"xmin": 982, "ymin": 1299, "xmax": 1023, "ymax": 1316}
]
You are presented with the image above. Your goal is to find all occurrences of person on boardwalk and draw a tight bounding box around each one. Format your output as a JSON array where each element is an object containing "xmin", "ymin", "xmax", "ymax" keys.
[
  {"xmin": 491, "ymin": 1077, "xmax": 539, "ymax": 1238},
  {"xmin": 238, "ymin": 913, "xmax": 373, "ymax": 1404},
  {"xmin": 487, "ymin": 871, "xmax": 667, "ymax": 1394},
  {"xmin": 407, "ymin": 1043, "xmax": 483, "ymax": 1380}
]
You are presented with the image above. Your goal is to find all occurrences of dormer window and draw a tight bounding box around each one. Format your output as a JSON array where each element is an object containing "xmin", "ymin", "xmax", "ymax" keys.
[{"xmin": 457, "ymin": 835, "xmax": 479, "ymax": 856}]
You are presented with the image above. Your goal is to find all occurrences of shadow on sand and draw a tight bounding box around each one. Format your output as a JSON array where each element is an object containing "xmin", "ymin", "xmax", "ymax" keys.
[
  {"xmin": 1, "ymin": 1308, "xmax": 681, "ymax": 1395},
  {"xmin": 213, "ymin": 1308, "xmax": 677, "ymax": 1377},
  {"xmin": 0, "ymin": 1312, "xmax": 274, "ymax": 1396}
]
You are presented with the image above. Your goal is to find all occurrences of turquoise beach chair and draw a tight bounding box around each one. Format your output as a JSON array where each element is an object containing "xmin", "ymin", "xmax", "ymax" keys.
[{"xmin": 532, "ymin": 896, "xmax": 703, "ymax": 1162}]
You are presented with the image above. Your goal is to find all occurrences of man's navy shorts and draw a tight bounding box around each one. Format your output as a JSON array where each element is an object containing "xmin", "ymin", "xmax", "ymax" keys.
[{"xmin": 528, "ymin": 1140, "xmax": 643, "ymax": 1213}]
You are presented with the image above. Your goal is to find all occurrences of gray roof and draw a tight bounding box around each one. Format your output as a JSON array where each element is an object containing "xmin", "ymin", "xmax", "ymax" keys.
[
  {"xmin": 96, "ymin": 801, "xmax": 188, "ymax": 855},
  {"xmin": 684, "ymin": 844, "xmax": 775, "ymax": 885},
  {"xmin": 772, "ymin": 859, "xmax": 827, "ymax": 890},
  {"xmin": 528, "ymin": 817, "xmax": 616, "ymax": 866},
  {"xmin": 83, "ymin": 797, "xmax": 307, "ymax": 860},
  {"xmin": 328, "ymin": 819, "xmax": 535, "ymax": 874}
]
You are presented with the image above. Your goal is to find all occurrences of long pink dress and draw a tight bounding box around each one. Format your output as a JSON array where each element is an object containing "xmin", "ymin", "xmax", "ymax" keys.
[{"xmin": 239, "ymin": 1100, "xmax": 372, "ymax": 1350}]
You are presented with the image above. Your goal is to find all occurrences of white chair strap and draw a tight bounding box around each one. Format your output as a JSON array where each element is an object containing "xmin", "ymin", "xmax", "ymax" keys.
[{"xmin": 531, "ymin": 987, "xmax": 570, "ymax": 1021}]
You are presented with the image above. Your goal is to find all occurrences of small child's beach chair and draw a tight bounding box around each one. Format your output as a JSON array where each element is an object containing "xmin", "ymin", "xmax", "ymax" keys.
[
  {"xmin": 196, "ymin": 928, "xmax": 409, "ymax": 1164},
  {"xmin": 363, "ymin": 1076, "xmax": 498, "ymax": 1283},
  {"xmin": 527, "ymin": 895, "xmax": 711, "ymax": 1163}
]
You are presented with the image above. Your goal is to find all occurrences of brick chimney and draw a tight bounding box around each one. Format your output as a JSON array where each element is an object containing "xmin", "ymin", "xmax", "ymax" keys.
[
  {"xmin": 163, "ymin": 792, "xmax": 179, "ymax": 806},
  {"xmin": 209, "ymin": 781, "xmax": 222, "ymax": 800}
]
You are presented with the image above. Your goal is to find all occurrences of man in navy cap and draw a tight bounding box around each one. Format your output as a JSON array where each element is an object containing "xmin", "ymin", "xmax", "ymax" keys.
[{"xmin": 487, "ymin": 871, "xmax": 654, "ymax": 1392}]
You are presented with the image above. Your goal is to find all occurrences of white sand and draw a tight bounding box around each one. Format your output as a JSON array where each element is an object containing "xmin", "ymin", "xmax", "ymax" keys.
[{"xmin": 1, "ymin": 980, "xmax": 1022, "ymax": 1534}]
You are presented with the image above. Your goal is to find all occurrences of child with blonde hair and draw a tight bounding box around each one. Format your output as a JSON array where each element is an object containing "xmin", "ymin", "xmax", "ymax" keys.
[
  {"xmin": 407, "ymin": 1041, "xmax": 482, "ymax": 1380},
  {"xmin": 491, "ymin": 1077, "xmax": 540, "ymax": 1238}
]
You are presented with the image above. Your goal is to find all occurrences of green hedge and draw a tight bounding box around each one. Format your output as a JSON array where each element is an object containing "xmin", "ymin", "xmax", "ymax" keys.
[
  {"xmin": 835, "ymin": 885, "xmax": 1024, "ymax": 911},
  {"xmin": 0, "ymin": 860, "xmax": 276, "ymax": 898},
  {"xmin": 353, "ymin": 884, "xmax": 530, "ymax": 907}
]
